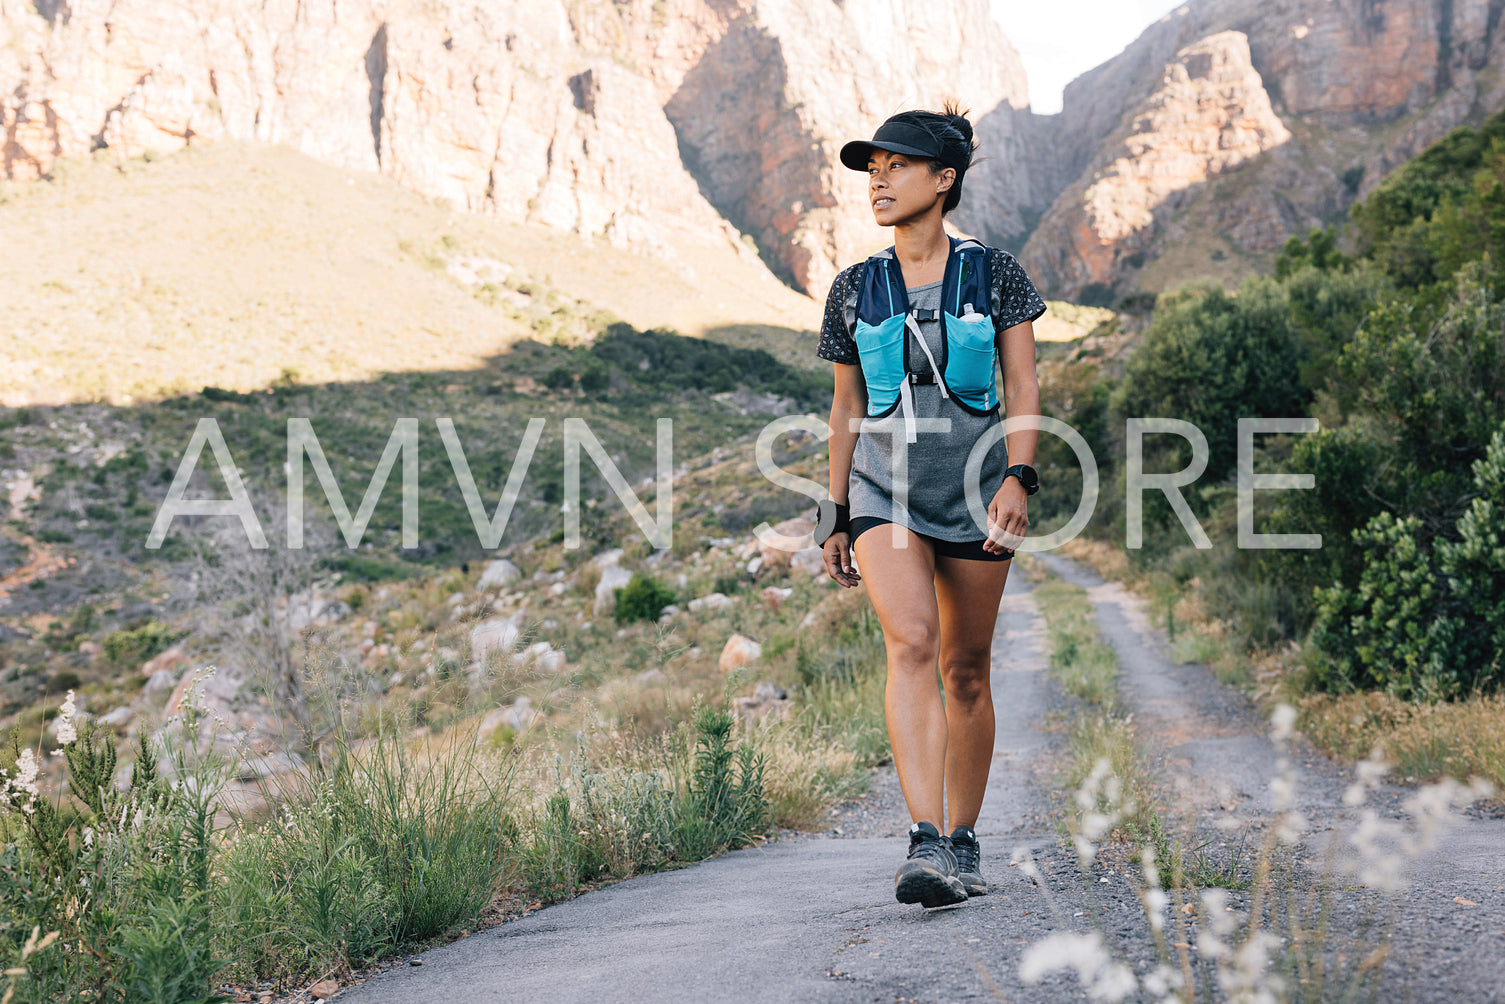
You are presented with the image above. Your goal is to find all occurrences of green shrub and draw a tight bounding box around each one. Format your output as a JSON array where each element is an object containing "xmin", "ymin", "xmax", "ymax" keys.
[
  {"xmin": 1311, "ymin": 427, "xmax": 1505, "ymax": 698},
  {"xmin": 102, "ymin": 620, "xmax": 181, "ymax": 665},
  {"xmin": 542, "ymin": 365, "xmax": 576, "ymax": 391},
  {"xmin": 578, "ymin": 360, "xmax": 610, "ymax": 394},
  {"xmin": 614, "ymin": 572, "xmax": 676, "ymax": 623}
]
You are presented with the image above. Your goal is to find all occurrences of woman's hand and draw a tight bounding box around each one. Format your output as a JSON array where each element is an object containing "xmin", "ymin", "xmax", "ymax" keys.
[
  {"xmin": 985, "ymin": 478, "xmax": 1028, "ymax": 556},
  {"xmin": 823, "ymin": 532, "xmax": 862, "ymax": 587}
]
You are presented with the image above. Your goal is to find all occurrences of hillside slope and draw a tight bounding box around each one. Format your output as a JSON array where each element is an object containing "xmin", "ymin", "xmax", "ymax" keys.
[{"xmin": 0, "ymin": 140, "xmax": 817, "ymax": 406}]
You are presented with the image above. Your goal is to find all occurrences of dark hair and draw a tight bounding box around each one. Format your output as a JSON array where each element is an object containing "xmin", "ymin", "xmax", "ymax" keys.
[{"xmin": 884, "ymin": 101, "xmax": 976, "ymax": 214}]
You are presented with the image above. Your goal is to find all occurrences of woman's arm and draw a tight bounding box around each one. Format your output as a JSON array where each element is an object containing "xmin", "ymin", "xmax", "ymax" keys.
[
  {"xmin": 985, "ymin": 318, "xmax": 1040, "ymax": 554},
  {"xmin": 825, "ymin": 362, "xmax": 866, "ymax": 585}
]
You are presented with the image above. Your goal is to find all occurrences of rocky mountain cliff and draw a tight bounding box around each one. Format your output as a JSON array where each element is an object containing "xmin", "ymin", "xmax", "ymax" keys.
[
  {"xmin": 4, "ymin": 0, "xmax": 1504, "ymax": 303},
  {"xmin": 1004, "ymin": 0, "xmax": 1505, "ymax": 300},
  {"xmin": 0, "ymin": 0, "xmax": 1025, "ymax": 297}
]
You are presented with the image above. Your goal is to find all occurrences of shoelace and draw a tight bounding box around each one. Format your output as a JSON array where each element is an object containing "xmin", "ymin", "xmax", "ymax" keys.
[
  {"xmin": 908, "ymin": 833, "xmax": 955, "ymax": 869},
  {"xmin": 952, "ymin": 837, "xmax": 980, "ymax": 875}
]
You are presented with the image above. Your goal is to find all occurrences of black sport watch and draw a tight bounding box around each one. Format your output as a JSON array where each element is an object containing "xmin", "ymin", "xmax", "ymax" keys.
[
  {"xmin": 1003, "ymin": 463, "xmax": 1039, "ymax": 496},
  {"xmin": 813, "ymin": 499, "xmax": 850, "ymax": 545}
]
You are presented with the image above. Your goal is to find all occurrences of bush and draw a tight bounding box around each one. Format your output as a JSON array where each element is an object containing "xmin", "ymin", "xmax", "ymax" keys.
[
  {"xmin": 614, "ymin": 572, "xmax": 675, "ymax": 624},
  {"xmin": 1111, "ymin": 276, "xmax": 1310, "ymax": 484},
  {"xmin": 101, "ymin": 620, "xmax": 181, "ymax": 665},
  {"xmin": 1310, "ymin": 426, "xmax": 1505, "ymax": 698},
  {"xmin": 542, "ymin": 365, "xmax": 575, "ymax": 391}
]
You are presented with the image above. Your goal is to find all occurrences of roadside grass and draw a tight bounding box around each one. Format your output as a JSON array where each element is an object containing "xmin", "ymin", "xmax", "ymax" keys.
[
  {"xmin": 1297, "ymin": 690, "xmax": 1505, "ymax": 790},
  {"xmin": 1032, "ymin": 572, "xmax": 1246, "ymax": 891}
]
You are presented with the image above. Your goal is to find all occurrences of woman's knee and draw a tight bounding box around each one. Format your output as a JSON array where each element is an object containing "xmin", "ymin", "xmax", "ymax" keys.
[
  {"xmin": 939, "ymin": 654, "xmax": 991, "ymax": 705},
  {"xmin": 884, "ymin": 619, "xmax": 940, "ymax": 671}
]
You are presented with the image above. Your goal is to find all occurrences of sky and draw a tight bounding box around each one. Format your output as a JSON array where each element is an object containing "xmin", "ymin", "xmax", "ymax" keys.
[{"xmin": 991, "ymin": 0, "xmax": 1188, "ymax": 114}]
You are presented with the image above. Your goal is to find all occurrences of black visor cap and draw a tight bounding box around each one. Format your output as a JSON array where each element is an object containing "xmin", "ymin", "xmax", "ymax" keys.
[
  {"xmin": 842, "ymin": 118, "xmax": 969, "ymax": 173},
  {"xmin": 840, "ymin": 119, "xmax": 952, "ymax": 172}
]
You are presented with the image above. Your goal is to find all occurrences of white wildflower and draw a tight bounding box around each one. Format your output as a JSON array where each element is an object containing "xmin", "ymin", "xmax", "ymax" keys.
[
  {"xmin": 54, "ymin": 690, "xmax": 77, "ymax": 747},
  {"xmin": 1268, "ymin": 772, "xmax": 1294, "ymax": 812},
  {"xmin": 1219, "ymin": 929, "xmax": 1284, "ymax": 1004},
  {"xmin": 1142, "ymin": 963, "xmax": 1183, "ymax": 1001},
  {"xmin": 1019, "ymin": 931, "xmax": 1137, "ymax": 1003},
  {"xmin": 10, "ymin": 748, "xmax": 40, "ymax": 814},
  {"xmin": 1145, "ymin": 888, "xmax": 1169, "ymax": 933},
  {"xmin": 1275, "ymin": 809, "xmax": 1309, "ymax": 845},
  {"xmin": 1011, "ymin": 846, "xmax": 1044, "ymax": 882},
  {"xmin": 82, "ymin": 826, "xmax": 94, "ymax": 847},
  {"xmin": 1269, "ymin": 703, "xmax": 1296, "ymax": 742}
]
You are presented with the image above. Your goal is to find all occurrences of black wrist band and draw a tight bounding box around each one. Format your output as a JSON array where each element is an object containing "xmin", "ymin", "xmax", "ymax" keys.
[{"xmin": 815, "ymin": 500, "xmax": 850, "ymax": 545}]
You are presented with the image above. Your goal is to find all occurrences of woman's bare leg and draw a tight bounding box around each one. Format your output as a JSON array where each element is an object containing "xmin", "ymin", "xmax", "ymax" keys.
[
  {"xmin": 852, "ymin": 523, "xmax": 945, "ymax": 828},
  {"xmin": 933, "ymin": 553, "xmax": 1010, "ymax": 831}
]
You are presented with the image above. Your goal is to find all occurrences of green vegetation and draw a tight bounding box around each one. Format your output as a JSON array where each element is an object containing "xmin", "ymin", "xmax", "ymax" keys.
[
  {"xmin": 613, "ymin": 572, "xmax": 677, "ymax": 624},
  {"xmin": 1039, "ymin": 106, "xmax": 1505, "ymax": 778}
]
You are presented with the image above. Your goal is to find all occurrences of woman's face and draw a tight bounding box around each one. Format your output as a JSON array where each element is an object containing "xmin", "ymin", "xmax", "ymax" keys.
[{"xmin": 867, "ymin": 149, "xmax": 952, "ymax": 226}]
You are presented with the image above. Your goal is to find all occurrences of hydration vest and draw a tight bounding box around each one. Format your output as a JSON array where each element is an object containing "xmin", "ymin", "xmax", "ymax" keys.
[{"xmin": 853, "ymin": 236, "xmax": 998, "ymax": 443}]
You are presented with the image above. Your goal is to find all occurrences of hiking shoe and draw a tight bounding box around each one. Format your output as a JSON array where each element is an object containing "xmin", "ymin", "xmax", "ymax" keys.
[
  {"xmin": 894, "ymin": 821, "xmax": 968, "ymax": 907},
  {"xmin": 950, "ymin": 824, "xmax": 987, "ymax": 896}
]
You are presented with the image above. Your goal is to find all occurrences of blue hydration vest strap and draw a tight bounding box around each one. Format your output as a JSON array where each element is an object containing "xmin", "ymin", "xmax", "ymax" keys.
[{"xmin": 852, "ymin": 236, "xmax": 1000, "ymax": 440}]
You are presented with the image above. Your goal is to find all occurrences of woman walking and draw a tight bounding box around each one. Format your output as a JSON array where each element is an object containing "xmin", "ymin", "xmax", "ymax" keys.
[{"xmin": 813, "ymin": 105, "xmax": 1045, "ymax": 908}]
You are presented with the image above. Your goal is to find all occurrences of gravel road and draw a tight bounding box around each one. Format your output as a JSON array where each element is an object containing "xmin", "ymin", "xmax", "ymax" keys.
[{"xmin": 336, "ymin": 558, "xmax": 1505, "ymax": 1002}]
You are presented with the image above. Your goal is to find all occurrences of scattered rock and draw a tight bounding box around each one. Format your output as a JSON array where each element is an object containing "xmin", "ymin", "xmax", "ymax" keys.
[
  {"xmin": 790, "ymin": 546, "xmax": 827, "ymax": 577},
  {"xmin": 478, "ymin": 559, "xmax": 522, "ymax": 589},
  {"xmin": 594, "ymin": 564, "xmax": 634, "ymax": 616},
  {"xmin": 635, "ymin": 668, "xmax": 667, "ymax": 685},
  {"xmin": 759, "ymin": 517, "xmax": 817, "ymax": 569},
  {"xmin": 141, "ymin": 645, "xmax": 188, "ymax": 678},
  {"xmin": 745, "ymin": 555, "xmax": 764, "ymax": 576},
  {"xmin": 470, "ymin": 618, "xmax": 520, "ymax": 664},
  {"xmin": 593, "ymin": 548, "xmax": 625, "ymax": 569},
  {"xmin": 718, "ymin": 633, "xmax": 762, "ymax": 673},
  {"xmin": 761, "ymin": 586, "xmax": 793, "ymax": 611},
  {"xmin": 144, "ymin": 669, "xmax": 178, "ymax": 697},
  {"xmin": 97, "ymin": 706, "xmax": 134, "ymax": 728},
  {"xmin": 479, "ymin": 697, "xmax": 536, "ymax": 739},
  {"xmin": 77, "ymin": 640, "xmax": 100, "ymax": 657},
  {"xmin": 688, "ymin": 592, "xmax": 735, "ymax": 613},
  {"xmin": 308, "ymin": 980, "xmax": 339, "ymax": 1000}
]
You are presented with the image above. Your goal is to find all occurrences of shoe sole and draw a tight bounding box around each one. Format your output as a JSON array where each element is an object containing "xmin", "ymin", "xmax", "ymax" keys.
[
  {"xmin": 895, "ymin": 865, "xmax": 969, "ymax": 907},
  {"xmin": 959, "ymin": 875, "xmax": 988, "ymax": 896}
]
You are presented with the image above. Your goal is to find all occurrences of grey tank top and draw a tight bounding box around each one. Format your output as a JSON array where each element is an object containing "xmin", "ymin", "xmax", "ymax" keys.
[{"xmin": 847, "ymin": 279, "xmax": 1010, "ymax": 541}]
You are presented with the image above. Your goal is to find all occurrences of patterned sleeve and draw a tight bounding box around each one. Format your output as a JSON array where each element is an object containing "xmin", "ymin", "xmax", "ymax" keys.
[
  {"xmin": 816, "ymin": 263, "xmax": 863, "ymax": 365},
  {"xmin": 989, "ymin": 249, "xmax": 1047, "ymax": 330}
]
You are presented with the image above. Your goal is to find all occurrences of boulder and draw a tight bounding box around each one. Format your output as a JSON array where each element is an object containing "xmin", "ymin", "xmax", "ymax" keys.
[
  {"xmin": 470, "ymin": 619, "xmax": 520, "ymax": 665},
  {"xmin": 141, "ymin": 645, "xmax": 189, "ymax": 677},
  {"xmin": 593, "ymin": 564, "xmax": 634, "ymax": 616},
  {"xmin": 790, "ymin": 546, "xmax": 827, "ymax": 577},
  {"xmin": 758, "ymin": 517, "xmax": 817, "ymax": 568},
  {"xmin": 761, "ymin": 586, "xmax": 793, "ymax": 611},
  {"xmin": 688, "ymin": 592, "xmax": 735, "ymax": 613},
  {"xmin": 718, "ymin": 634, "xmax": 762, "ymax": 673},
  {"xmin": 478, "ymin": 559, "xmax": 522, "ymax": 589},
  {"xmin": 479, "ymin": 697, "xmax": 537, "ymax": 739},
  {"xmin": 144, "ymin": 670, "xmax": 178, "ymax": 696}
]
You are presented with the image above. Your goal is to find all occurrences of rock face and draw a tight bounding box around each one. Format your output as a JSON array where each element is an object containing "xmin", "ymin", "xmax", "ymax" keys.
[
  {"xmin": 1023, "ymin": 32, "xmax": 1290, "ymax": 298},
  {"xmin": 1007, "ymin": 0, "xmax": 1505, "ymax": 300},
  {"xmin": 7, "ymin": 0, "xmax": 1505, "ymax": 301},
  {"xmin": 0, "ymin": 0, "xmax": 1027, "ymax": 295}
]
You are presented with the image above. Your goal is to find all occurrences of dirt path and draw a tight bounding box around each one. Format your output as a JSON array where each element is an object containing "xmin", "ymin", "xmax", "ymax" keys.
[
  {"xmin": 336, "ymin": 556, "xmax": 1505, "ymax": 1002},
  {"xmin": 1039, "ymin": 553, "xmax": 1505, "ymax": 999}
]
